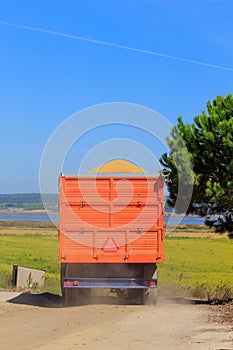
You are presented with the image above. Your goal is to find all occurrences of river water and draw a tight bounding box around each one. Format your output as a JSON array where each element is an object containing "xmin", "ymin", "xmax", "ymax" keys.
[
  {"xmin": 0, "ymin": 213, "xmax": 205, "ymax": 224},
  {"xmin": 0, "ymin": 214, "xmax": 59, "ymax": 222}
]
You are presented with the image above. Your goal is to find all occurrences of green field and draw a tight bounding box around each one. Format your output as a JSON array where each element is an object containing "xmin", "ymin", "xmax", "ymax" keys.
[
  {"xmin": 0, "ymin": 222, "xmax": 232, "ymax": 299},
  {"xmin": 0, "ymin": 234, "xmax": 60, "ymax": 293},
  {"xmin": 160, "ymin": 237, "xmax": 233, "ymax": 299}
]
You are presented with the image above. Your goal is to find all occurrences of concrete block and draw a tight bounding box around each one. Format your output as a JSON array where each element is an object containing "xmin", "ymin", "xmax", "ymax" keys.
[{"xmin": 11, "ymin": 265, "xmax": 45, "ymax": 290}]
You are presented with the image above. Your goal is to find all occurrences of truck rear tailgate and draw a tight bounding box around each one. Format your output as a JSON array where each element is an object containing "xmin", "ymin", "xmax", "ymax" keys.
[{"xmin": 59, "ymin": 175, "xmax": 165, "ymax": 263}]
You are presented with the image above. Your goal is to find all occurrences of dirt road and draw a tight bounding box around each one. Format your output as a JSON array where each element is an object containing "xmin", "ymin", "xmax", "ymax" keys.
[{"xmin": 0, "ymin": 292, "xmax": 232, "ymax": 350}]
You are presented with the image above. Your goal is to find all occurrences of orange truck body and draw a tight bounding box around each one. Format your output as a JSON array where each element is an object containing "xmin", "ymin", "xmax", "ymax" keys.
[
  {"xmin": 59, "ymin": 174, "xmax": 165, "ymax": 264},
  {"xmin": 59, "ymin": 171, "xmax": 165, "ymax": 306}
]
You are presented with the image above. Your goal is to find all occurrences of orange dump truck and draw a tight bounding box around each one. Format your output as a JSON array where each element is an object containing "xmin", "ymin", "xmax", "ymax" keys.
[{"xmin": 59, "ymin": 160, "xmax": 165, "ymax": 306}]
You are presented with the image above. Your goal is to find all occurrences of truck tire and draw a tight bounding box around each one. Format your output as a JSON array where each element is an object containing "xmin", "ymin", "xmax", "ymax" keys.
[
  {"xmin": 60, "ymin": 263, "xmax": 66, "ymax": 297},
  {"xmin": 61, "ymin": 263, "xmax": 91, "ymax": 307},
  {"xmin": 141, "ymin": 264, "xmax": 158, "ymax": 305},
  {"xmin": 64, "ymin": 288, "xmax": 80, "ymax": 307},
  {"xmin": 64, "ymin": 288, "xmax": 91, "ymax": 307},
  {"xmin": 142, "ymin": 288, "xmax": 158, "ymax": 305}
]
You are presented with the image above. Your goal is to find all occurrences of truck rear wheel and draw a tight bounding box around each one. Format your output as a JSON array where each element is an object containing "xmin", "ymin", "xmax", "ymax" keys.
[
  {"xmin": 142, "ymin": 288, "xmax": 158, "ymax": 305},
  {"xmin": 141, "ymin": 264, "xmax": 158, "ymax": 305},
  {"xmin": 64, "ymin": 288, "xmax": 91, "ymax": 307},
  {"xmin": 61, "ymin": 263, "xmax": 91, "ymax": 306},
  {"xmin": 64, "ymin": 288, "xmax": 80, "ymax": 307}
]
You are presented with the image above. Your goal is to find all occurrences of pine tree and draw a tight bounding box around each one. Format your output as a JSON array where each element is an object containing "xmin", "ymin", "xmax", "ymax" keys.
[{"xmin": 160, "ymin": 94, "xmax": 233, "ymax": 237}]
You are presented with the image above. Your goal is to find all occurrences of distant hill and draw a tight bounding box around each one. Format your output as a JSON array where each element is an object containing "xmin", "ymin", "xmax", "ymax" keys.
[
  {"xmin": 0, "ymin": 193, "xmax": 58, "ymax": 211},
  {"xmin": 0, "ymin": 193, "xmax": 172, "ymax": 213}
]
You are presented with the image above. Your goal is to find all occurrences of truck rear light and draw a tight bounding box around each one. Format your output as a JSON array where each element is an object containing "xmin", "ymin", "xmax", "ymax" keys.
[
  {"xmin": 65, "ymin": 280, "xmax": 71, "ymax": 287},
  {"xmin": 150, "ymin": 281, "xmax": 156, "ymax": 287},
  {"xmin": 73, "ymin": 280, "xmax": 79, "ymax": 286},
  {"xmin": 143, "ymin": 281, "xmax": 148, "ymax": 286}
]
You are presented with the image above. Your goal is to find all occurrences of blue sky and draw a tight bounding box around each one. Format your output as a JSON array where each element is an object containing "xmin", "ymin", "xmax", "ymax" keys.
[{"xmin": 0, "ymin": 0, "xmax": 233, "ymax": 193}]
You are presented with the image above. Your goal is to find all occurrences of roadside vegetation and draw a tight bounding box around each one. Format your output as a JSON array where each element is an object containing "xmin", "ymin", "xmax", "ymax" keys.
[
  {"xmin": 0, "ymin": 193, "xmax": 44, "ymax": 210},
  {"xmin": 161, "ymin": 94, "xmax": 233, "ymax": 237},
  {"xmin": 0, "ymin": 193, "xmax": 57, "ymax": 211},
  {"xmin": 0, "ymin": 221, "xmax": 232, "ymax": 301},
  {"xmin": 160, "ymin": 236, "xmax": 233, "ymax": 302}
]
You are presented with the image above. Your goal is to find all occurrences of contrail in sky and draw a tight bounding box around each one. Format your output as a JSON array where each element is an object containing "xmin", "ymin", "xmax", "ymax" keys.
[{"xmin": 0, "ymin": 20, "xmax": 233, "ymax": 72}]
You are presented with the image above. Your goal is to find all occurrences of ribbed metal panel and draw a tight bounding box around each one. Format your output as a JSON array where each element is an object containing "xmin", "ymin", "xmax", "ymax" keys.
[{"xmin": 59, "ymin": 175, "xmax": 165, "ymax": 263}]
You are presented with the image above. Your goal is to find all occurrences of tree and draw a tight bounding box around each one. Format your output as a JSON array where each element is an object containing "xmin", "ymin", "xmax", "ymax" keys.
[{"xmin": 160, "ymin": 94, "xmax": 233, "ymax": 237}]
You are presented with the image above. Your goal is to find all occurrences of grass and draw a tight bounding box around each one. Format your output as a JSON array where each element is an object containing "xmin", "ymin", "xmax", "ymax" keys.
[
  {"xmin": 0, "ymin": 221, "xmax": 232, "ymax": 300},
  {"xmin": 159, "ymin": 237, "xmax": 233, "ymax": 300},
  {"xmin": 0, "ymin": 233, "xmax": 60, "ymax": 294},
  {"xmin": 0, "ymin": 220, "xmax": 57, "ymax": 236}
]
